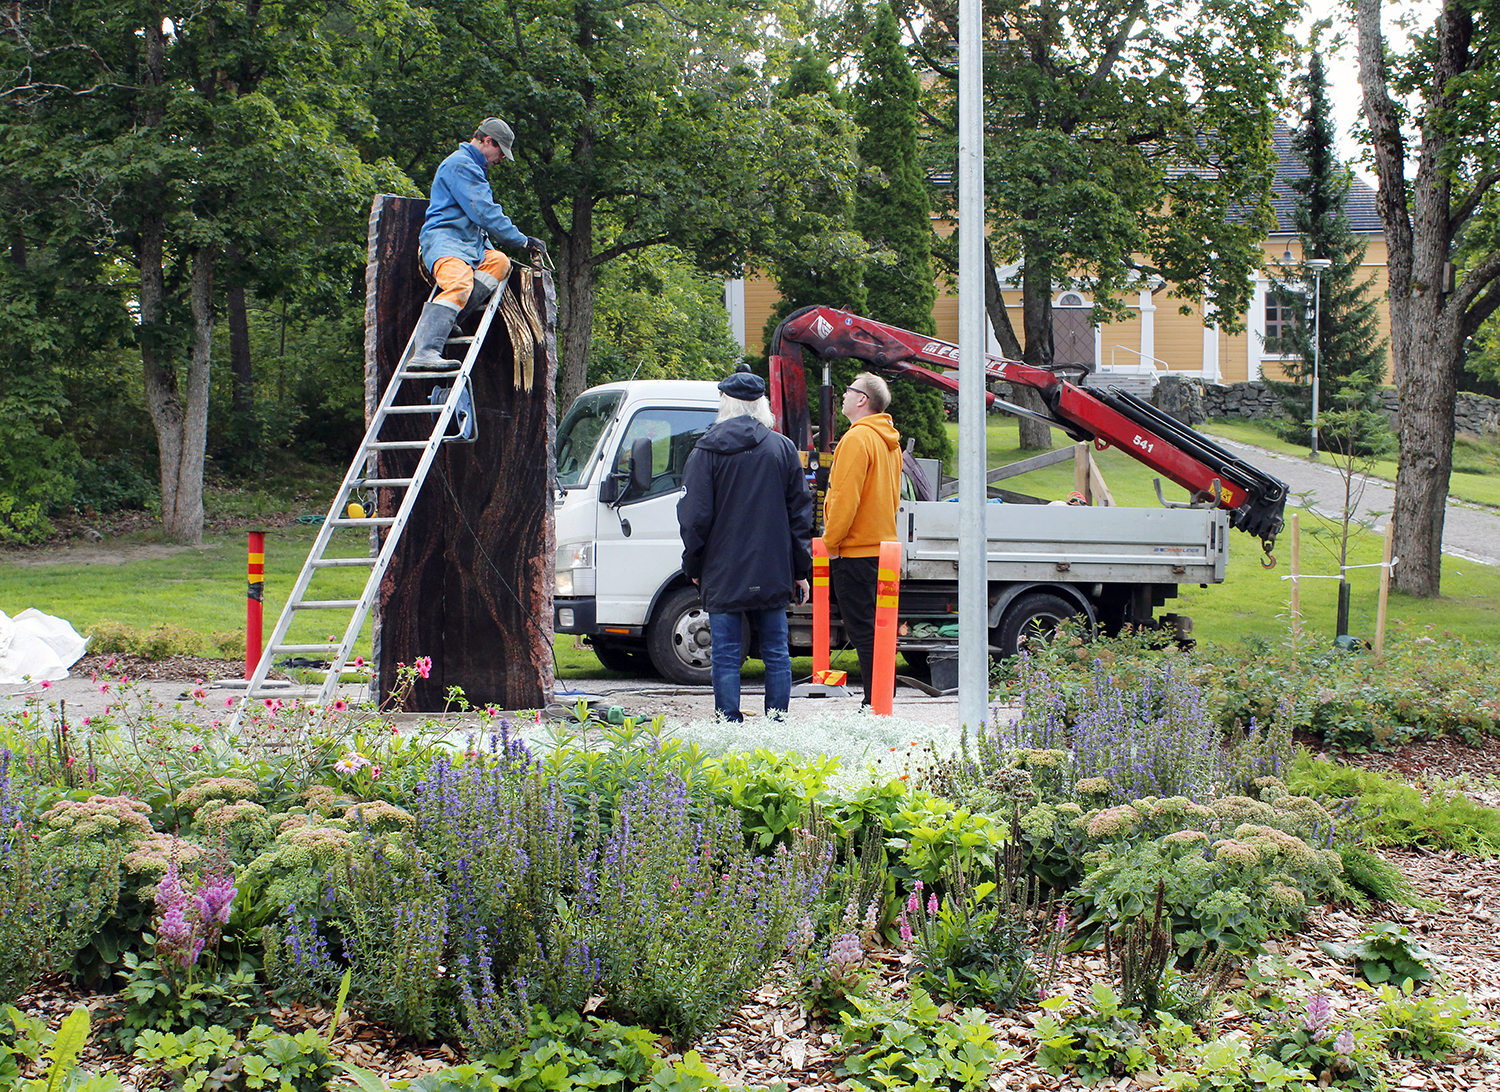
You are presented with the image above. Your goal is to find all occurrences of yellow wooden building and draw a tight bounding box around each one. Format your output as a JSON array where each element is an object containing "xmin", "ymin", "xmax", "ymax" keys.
[{"xmin": 724, "ymin": 128, "xmax": 1390, "ymax": 386}]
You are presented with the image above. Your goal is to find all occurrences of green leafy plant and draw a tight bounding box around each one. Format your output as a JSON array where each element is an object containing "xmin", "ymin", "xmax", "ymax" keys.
[
  {"xmin": 709, "ymin": 747, "xmax": 838, "ymax": 850},
  {"xmin": 1317, "ymin": 923, "xmax": 1436, "ymax": 985},
  {"xmin": 1032, "ymin": 984, "xmax": 1150, "ymax": 1085},
  {"xmin": 113, "ymin": 951, "xmax": 266, "ymax": 1049},
  {"xmin": 1160, "ymin": 1036, "xmax": 1315, "ymax": 1092},
  {"xmin": 1254, "ymin": 993, "xmax": 1386, "ymax": 1090},
  {"xmin": 837, "ymin": 987, "xmax": 1016, "ymax": 1091},
  {"xmin": 0, "ymin": 1005, "xmax": 124, "ymax": 1092},
  {"xmin": 1370, "ymin": 980, "xmax": 1484, "ymax": 1060},
  {"xmin": 1288, "ymin": 755, "xmax": 1500, "ymax": 857},
  {"xmin": 133, "ymin": 1023, "xmax": 336, "ymax": 1092}
]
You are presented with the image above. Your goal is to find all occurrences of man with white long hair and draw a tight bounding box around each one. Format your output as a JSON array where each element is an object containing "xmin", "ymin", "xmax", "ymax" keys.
[{"xmin": 678, "ymin": 366, "xmax": 813, "ymax": 721}]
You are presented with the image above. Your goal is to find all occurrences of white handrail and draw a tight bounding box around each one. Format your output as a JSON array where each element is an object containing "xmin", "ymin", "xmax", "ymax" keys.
[{"xmin": 1108, "ymin": 344, "xmax": 1172, "ymax": 372}]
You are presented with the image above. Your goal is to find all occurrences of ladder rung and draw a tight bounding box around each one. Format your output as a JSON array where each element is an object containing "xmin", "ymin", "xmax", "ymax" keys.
[
  {"xmin": 351, "ymin": 478, "xmax": 414, "ymax": 487},
  {"xmin": 385, "ymin": 405, "xmax": 444, "ymax": 415},
  {"xmin": 329, "ymin": 516, "xmax": 396, "ymax": 527},
  {"xmin": 269, "ymin": 643, "xmax": 341, "ymax": 653},
  {"xmin": 310, "ymin": 557, "xmax": 378, "ymax": 568},
  {"xmin": 367, "ymin": 440, "xmax": 430, "ymax": 450},
  {"xmin": 293, "ymin": 599, "xmax": 362, "ymax": 610},
  {"xmin": 446, "ymin": 336, "xmax": 476, "ymax": 345},
  {"xmin": 398, "ymin": 367, "xmax": 461, "ymax": 378}
]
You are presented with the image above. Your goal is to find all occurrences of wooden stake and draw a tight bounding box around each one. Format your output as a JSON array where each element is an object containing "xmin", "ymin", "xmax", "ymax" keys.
[
  {"xmin": 1073, "ymin": 443, "xmax": 1090, "ymax": 502},
  {"xmin": 1375, "ymin": 518, "xmax": 1395, "ymax": 657},
  {"xmin": 1289, "ymin": 513, "xmax": 1301, "ymax": 645}
]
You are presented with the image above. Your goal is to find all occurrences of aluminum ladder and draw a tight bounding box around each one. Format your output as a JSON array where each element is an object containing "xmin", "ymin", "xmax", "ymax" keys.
[{"xmin": 227, "ymin": 285, "xmax": 503, "ymax": 731}]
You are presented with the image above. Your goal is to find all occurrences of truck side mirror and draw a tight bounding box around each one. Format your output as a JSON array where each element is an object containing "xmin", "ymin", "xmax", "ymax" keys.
[{"xmin": 629, "ymin": 438, "xmax": 653, "ymax": 493}]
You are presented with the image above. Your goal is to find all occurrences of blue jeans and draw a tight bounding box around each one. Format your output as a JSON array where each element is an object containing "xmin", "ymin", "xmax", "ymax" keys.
[{"xmin": 709, "ymin": 608, "xmax": 792, "ymax": 722}]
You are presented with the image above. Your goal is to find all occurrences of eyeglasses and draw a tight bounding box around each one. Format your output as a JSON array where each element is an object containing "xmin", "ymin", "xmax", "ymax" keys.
[{"xmin": 847, "ymin": 387, "xmax": 869, "ymax": 402}]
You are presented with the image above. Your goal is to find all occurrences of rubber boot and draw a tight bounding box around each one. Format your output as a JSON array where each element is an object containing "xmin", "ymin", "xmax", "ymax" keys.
[
  {"xmin": 406, "ymin": 301, "xmax": 460, "ymax": 371},
  {"xmin": 456, "ymin": 270, "xmax": 501, "ymax": 324}
]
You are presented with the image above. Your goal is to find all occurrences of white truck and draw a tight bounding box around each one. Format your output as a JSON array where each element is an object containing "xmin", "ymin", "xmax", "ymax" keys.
[{"xmin": 552, "ymin": 308, "xmax": 1287, "ymax": 684}]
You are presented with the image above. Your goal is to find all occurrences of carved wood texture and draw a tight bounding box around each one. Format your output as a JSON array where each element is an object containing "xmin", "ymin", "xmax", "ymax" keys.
[{"xmin": 365, "ymin": 194, "xmax": 556, "ymax": 711}]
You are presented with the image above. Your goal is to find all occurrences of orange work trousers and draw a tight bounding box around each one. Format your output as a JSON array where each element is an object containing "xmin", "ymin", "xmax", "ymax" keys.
[{"xmin": 431, "ymin": 250, "xmax": 512, "ymax": 310}]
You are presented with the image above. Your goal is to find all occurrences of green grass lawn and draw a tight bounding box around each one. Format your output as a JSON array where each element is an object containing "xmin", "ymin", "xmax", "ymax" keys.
[{"xmin": 5, "ymin": 420, "xmax": 1497, "ymax": 676}]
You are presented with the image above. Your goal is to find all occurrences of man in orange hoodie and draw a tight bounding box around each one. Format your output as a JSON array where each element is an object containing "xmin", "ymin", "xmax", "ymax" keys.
[{"xmin": 823, "ymin": 373, "xmax": 902, "ymax": 706}]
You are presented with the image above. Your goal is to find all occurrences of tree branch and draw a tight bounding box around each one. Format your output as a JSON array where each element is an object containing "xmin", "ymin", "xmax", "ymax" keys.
[
  {"xmin": 1457, "ymin": 247, "xmax": 1500, "ymax": 339},
  {"xmin": 1451, "ymin": 169, "xmax": 1500, "ymax": 234},
  {"xmin": 1355, "ymin": 0, "xmax": 1413, "ymax": 287},
  {"xmin": 1084, "ymin": 0, "xmax": 1147, "ymax": 101}
]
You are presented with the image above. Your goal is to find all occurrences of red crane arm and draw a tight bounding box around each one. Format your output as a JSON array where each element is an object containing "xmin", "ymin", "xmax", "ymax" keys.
[{"xmin": 767, "ymin": 305, "xmax": 1287, "ymax": 550}]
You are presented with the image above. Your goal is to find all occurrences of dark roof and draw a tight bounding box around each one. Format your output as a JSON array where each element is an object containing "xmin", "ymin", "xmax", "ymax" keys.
[{"xmin": 1269, "ymin": 123, "xmax": 1383, "ymax": 235}]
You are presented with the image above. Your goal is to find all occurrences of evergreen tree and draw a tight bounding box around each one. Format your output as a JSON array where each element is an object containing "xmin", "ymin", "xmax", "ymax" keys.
[
  {"xmin": 760, "ymin": 44, "xmax": 868, "ymax": 343},
  {"xmin": 852, "ymin": 2, "xmax": 949, "ymax": 463},
  {"xmin": 1264, "ymin": 51, "xmax": 1388, "ymax": 452}
]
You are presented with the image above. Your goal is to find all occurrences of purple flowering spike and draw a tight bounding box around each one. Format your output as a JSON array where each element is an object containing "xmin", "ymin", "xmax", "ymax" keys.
[
  {"xmin": 1302, "ymin": 993, "xmax": 1332, "ymax": 1033},
  {"xmin": 1334, "ymin": 1028, "xmax": 1355, "ymax": 1054}
]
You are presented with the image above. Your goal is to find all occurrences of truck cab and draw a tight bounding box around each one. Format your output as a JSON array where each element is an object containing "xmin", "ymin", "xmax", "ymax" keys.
[{"xmin": 553, "ymin": 380, "xmax": 726, "ymax": 683}]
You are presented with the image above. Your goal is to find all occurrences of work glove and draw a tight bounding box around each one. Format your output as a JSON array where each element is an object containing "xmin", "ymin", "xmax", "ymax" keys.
[{"xmin": 525, "ymin": 236, "xmax": 548, "ymax": 256}]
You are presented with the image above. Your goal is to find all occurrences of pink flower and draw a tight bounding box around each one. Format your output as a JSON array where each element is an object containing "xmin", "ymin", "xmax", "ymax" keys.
[
  {"xmin": 898, "ymin": 911, "xmax": 913, "ymax": 945},
  {"xmin": 264, "ymin": 698, "xmax": 276, "ymax": 709},
  {"xmin": 927, "ymin": 892, "xmax": 939, "ymax": 915},
  {"xmin": 105, "ymin": 657, "xmax": 117, "ymax": 670},
  {"xmin": 415, "ymin": 656, "xmax": 432, "ymax": 679},
  {"xmin": 192, "ymin": 688, "xmax": 207, "ymax": 699},
  {"xmin": 99, "ymin": 684, "xmax": 110, "ymax": 694},
  {"xmin": 371, "ymin": 765, "xmax": 382, "ymax": 779},
  {"xmin": 225, "ymin": 698, "xmax": 234, "ymax": 708},
  {"xmin": 41, "ymin": 679, "xmax": 51, "ymax": 689},
  {"xmin": 190, "ymin": 743, "xmax": 202, "ymax": 753},
  {"xmin": 82, "ymin": 717, "xmax": 91, "ymax": 726},
  {"xmin": 907, "ymin": 889, "xmax": 919, "ymax": 914},
  {"xmin": 333, "ymin": 699, "xmax": 347, "ymax": 711},
  {"xmin": 354, "ymin": 656, "xmax": 365, "ymax": 668}
]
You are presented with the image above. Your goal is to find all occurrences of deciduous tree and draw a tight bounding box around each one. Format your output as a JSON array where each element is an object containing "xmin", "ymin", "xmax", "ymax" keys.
[
  {"xmin": 1357, "ymin": 0, "xmax": 1500, "ymax": 595},
  {"xmin": 913, "ymin": 0, "xmax": 1294, "ymax": 449}
]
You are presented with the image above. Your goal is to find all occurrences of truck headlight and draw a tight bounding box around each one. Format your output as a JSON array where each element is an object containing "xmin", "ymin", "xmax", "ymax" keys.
[{"xmin": 555, "ymin": 541, "xmax": 595, "ymax": 596}]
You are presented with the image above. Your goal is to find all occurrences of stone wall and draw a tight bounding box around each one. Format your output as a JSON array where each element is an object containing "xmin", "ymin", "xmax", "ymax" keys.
[{"xmin": 1149, "ymin": 378, "xmax": 1500, "ymax": 438}]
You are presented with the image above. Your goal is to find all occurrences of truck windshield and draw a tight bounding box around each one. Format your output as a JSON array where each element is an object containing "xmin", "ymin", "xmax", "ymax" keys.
[{"xmin": 556, "ymin": 390, "xmax": 623, "ymax": 487}]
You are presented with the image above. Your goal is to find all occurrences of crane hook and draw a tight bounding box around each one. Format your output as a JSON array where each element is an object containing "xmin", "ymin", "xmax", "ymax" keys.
[{"xmin": 1260, "ymin": 534, "xmax": 1278, "ymax": 569}]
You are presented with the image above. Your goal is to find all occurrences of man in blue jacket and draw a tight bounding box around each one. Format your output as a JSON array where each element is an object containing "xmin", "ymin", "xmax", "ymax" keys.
[
  {"xmin": 409, "ymin": 117, "xmax": 548, "ymax": 369},
  {"xmin": 678, "ymin": 366, "xmax": 814, "ymax": 721}
]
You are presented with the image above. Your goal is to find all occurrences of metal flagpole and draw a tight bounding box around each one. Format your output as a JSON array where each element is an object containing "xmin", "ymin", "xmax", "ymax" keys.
[{"xmin": 957, "ymin": 0, "xmax": 988, "ymax": 734}]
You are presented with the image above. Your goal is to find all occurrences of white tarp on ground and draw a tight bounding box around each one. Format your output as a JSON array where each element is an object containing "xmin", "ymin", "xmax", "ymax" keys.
[{"xmin": 0, "ymin": 609, "xmax": 89, "ymax": 685}]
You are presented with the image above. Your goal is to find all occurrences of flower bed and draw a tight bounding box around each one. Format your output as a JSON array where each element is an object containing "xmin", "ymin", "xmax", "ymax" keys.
[{"xmin": 1, "ymin": 648, "xmax": 1494, "ymax": 1091}]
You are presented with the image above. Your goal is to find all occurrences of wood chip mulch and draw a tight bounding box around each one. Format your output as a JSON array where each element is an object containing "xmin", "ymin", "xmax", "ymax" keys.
[{"xmin": 12, "ymin": 738, "xmax": 1500, "ymax": 1090}]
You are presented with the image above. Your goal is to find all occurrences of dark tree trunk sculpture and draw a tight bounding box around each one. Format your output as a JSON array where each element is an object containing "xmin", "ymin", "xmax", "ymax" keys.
[{"xmin": 365, "ymin": 194, "xmax": 556, "ymax": 711}]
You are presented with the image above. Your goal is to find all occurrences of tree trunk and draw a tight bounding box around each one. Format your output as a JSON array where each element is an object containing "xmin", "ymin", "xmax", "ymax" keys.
[
  {"xmin": 141, "ymin": 241, "xmax": 214, "ymax": 545},
  {"xmin": 227, "ymin": 246, "xmax": 253, "ymax": 417},
  {"xmin": 1014, "ymin": 255, "xmax": 1055, "ymax": 450},
  {"xmin": 555, "ymin": 198, "xmax": 596, "ymax": 413},
  {"xmin": 1356, "ymin": 0, "xmax": 1477, "ymax": 597}
]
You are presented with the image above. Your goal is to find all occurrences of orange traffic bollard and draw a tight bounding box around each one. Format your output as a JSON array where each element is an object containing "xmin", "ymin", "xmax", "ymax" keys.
[
  {"xmin": 871, "ymin": 540, "xmax": 901, "ymax": 715},
  {"xmin": 811, "ymin": 538, "xmax": 830, "ymax": 679}
]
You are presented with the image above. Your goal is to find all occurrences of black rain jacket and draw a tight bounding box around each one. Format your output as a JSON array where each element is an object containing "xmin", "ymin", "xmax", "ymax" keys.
[{"xmin": 677, "ymin": 415, "xmax": 814, "ymax": 613}]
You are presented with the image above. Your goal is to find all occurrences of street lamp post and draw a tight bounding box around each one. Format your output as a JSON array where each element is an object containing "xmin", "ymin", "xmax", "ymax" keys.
[{"xmin": 1304, "ymin": 258, "xmax": 1333, "ymax": 459}]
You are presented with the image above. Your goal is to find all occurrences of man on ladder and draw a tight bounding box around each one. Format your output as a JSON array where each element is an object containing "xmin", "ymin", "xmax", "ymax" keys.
[{"xmin": 408, "ymin": 116, "xmax": 550, "ymax": 370}]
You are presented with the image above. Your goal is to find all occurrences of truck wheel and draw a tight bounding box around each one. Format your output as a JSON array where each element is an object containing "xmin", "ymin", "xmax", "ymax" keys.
[
  {"xmin": 589, "ymin": 637, "xmax": 654, "ymax": 675},
  {"xmin": 648, "ymin": 586, "xmax": 714, "ymax": 685},
  {"xmin": 994, "ymin": 592, "xmax": 1085, "ymax": 658}
]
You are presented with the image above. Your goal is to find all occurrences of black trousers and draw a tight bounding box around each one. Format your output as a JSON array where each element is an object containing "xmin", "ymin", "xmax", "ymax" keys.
[{"xmin": 830, "ymin": 555, "xmax": 880, "ymax": 705}]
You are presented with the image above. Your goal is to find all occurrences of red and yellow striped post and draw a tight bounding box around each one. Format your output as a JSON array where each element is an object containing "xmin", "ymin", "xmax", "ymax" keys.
[
  {"xmin": 246, "ymin": 531, "xmax": 265, "ymax": 680},
  {"xmin": 811, "ymin": 538, "xmax": 831, "ymax": 679},
  {"xmin": 871, "ymin": 540, "xmax": 902, "ymax": 715}
]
